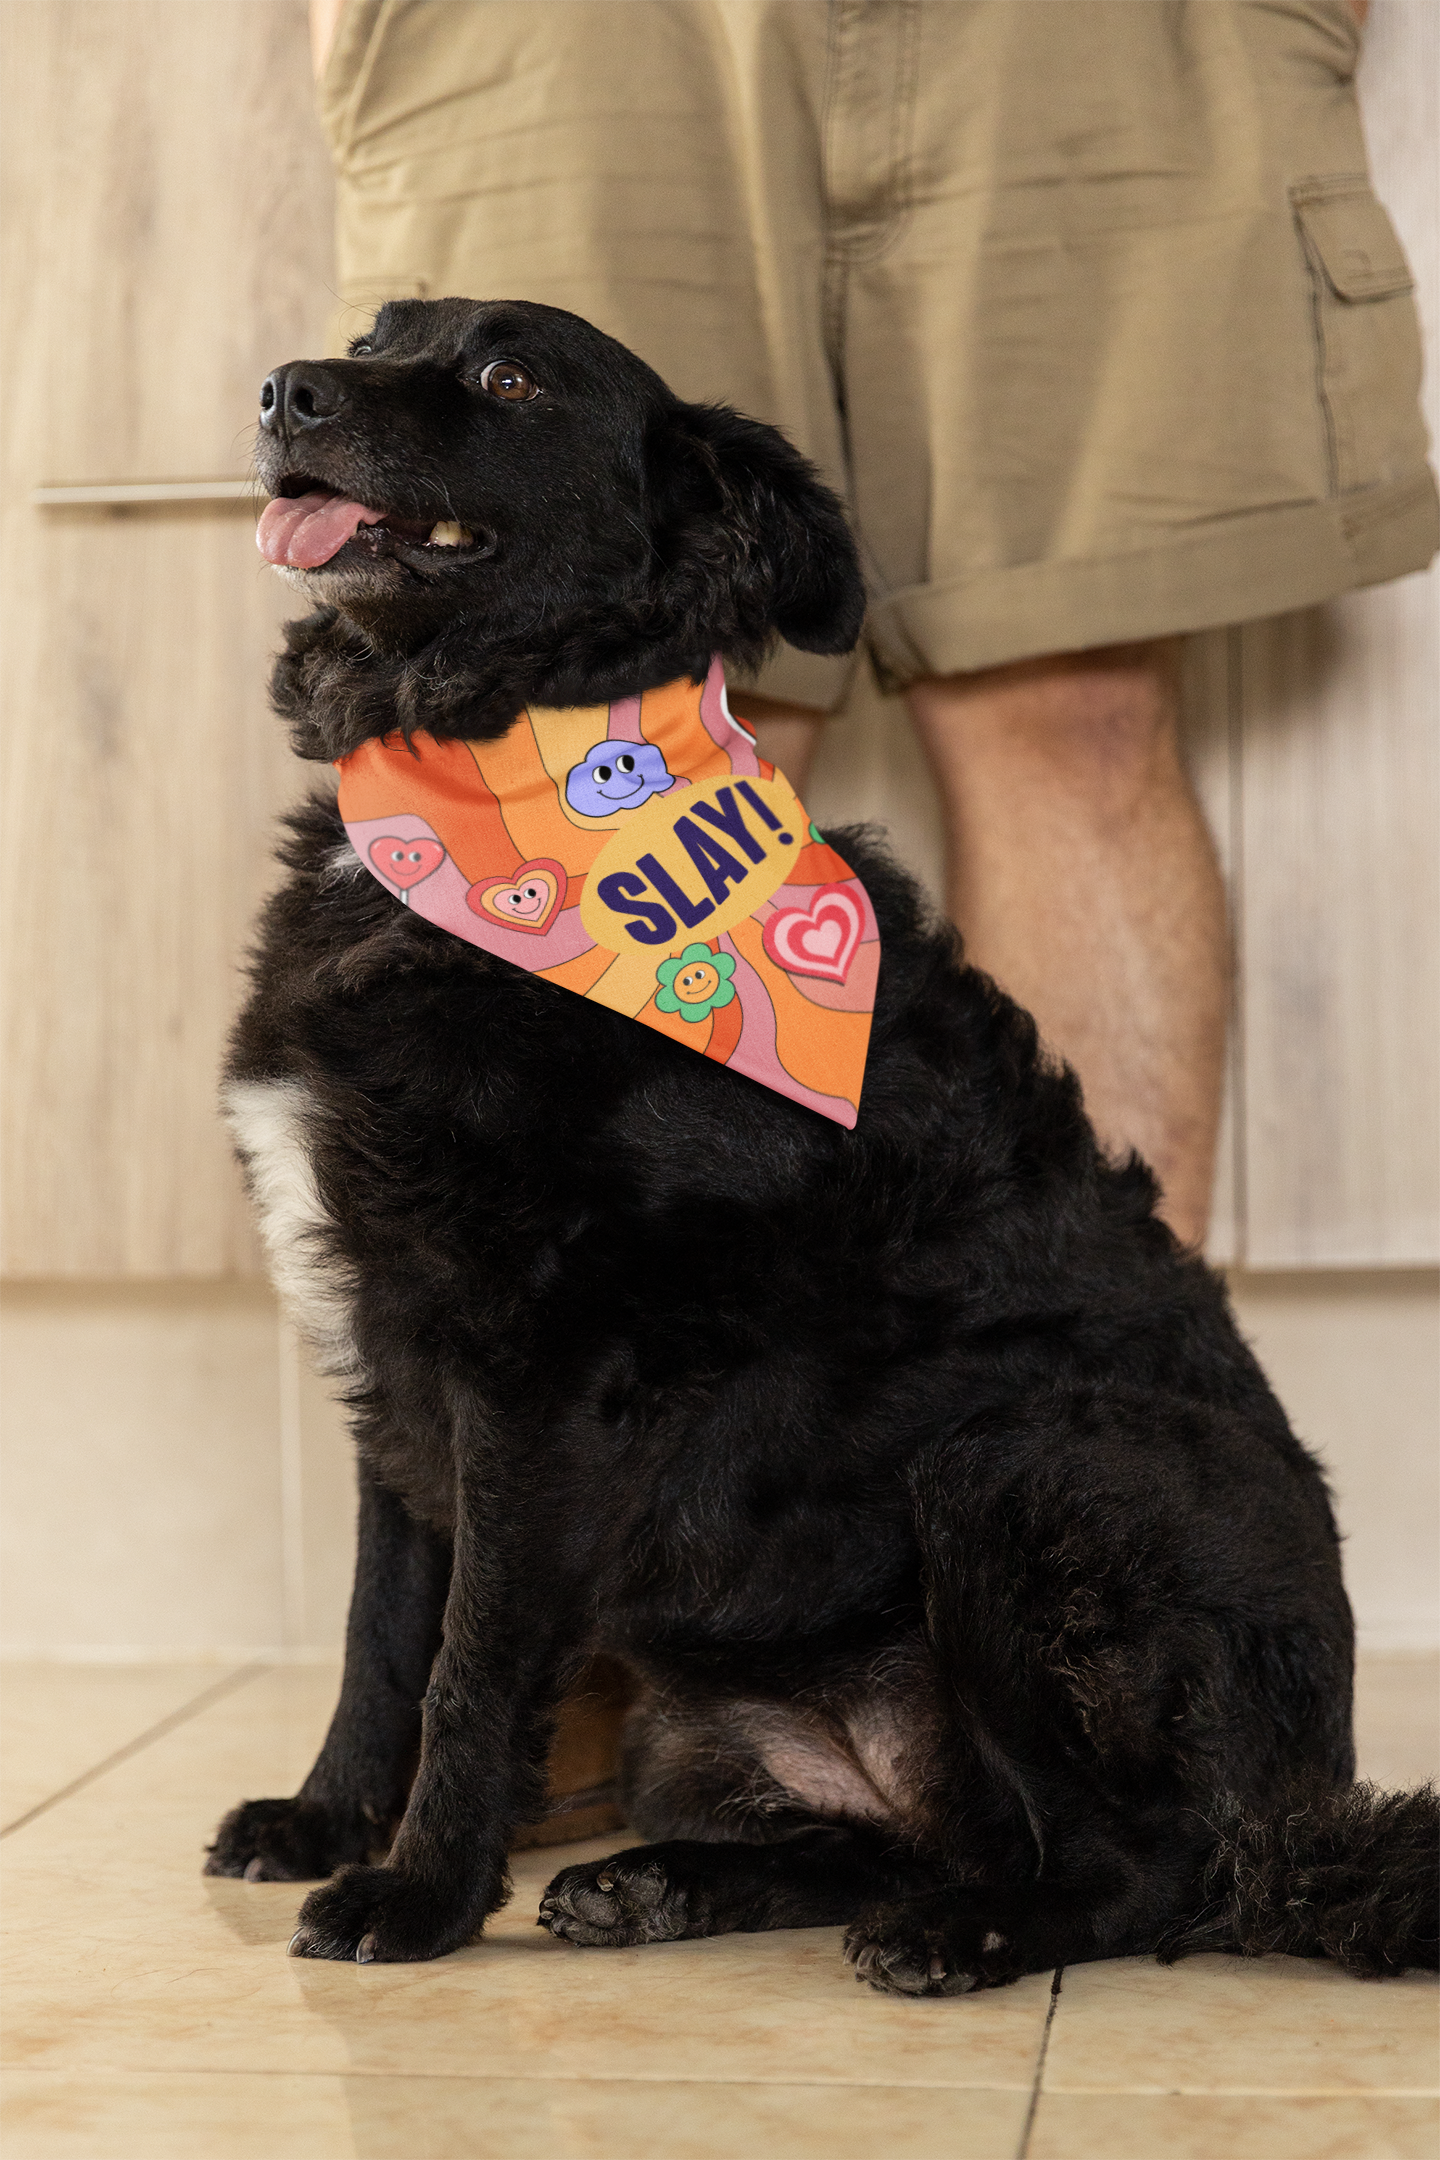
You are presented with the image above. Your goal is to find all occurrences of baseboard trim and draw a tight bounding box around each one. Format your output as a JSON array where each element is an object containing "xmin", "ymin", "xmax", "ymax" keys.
[{"xmin": 0, "ymin": 1644, "xmax": 341, "ymax": 1666}]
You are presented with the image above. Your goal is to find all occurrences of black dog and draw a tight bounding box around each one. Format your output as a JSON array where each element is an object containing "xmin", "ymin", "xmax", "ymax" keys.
[{"xmin": 206, "ymin": 298, "xmax": 1436, "ymax": 1990}]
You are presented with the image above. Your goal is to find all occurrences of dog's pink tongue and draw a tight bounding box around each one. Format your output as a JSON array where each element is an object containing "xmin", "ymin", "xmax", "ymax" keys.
[{"xmin": 256, "ymin": 490, "xmax": 384, "ymax": 568}]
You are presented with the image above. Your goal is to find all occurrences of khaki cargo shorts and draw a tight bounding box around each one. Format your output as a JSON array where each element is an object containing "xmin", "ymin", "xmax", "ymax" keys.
[{"xmin": 320, "ymin": 0, "xmax": 1438, "ymax": 708}]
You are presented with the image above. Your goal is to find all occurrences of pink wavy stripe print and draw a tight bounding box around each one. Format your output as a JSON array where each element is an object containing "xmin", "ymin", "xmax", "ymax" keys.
[
  {"xmin": 344, "ymin": 812, "xmax": 596, "ymax": 970},
  {"xmin": 605, "ymin": 692, "xmax": 644, "ymax": 742},
  {"xmin": 716, "ymin": 934, "xmax": 858, "ymax": 1128},
  {"xmin": 698, "ymin": 653, "xmax": 761, "ymax": 775}
]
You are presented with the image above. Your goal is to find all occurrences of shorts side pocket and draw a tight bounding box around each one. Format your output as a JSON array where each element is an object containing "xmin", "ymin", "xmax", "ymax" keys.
[{"xmin": 1292, "ymin": 179, "xmax": 1427, "ymax": 497}]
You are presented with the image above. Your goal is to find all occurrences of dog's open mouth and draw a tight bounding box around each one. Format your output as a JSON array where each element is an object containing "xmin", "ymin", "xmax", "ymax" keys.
[{"xmin": 256, "ymin": 479, "xmax": 490, "ymax": 571}]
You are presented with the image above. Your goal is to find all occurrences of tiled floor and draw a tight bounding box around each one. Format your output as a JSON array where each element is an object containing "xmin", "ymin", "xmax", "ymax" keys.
[{"xmin": 1, "ymin": 1658, "xmax": 1435, "ymax": 2159}]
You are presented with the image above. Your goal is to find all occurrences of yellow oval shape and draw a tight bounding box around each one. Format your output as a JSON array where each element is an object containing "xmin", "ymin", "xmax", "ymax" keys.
[{"xmin": 580, "ymin": 772, "xmax": 805, "ymax": 956}]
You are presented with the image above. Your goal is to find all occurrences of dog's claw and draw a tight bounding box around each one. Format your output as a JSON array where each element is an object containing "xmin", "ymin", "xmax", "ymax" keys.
[
  {"xmin": 287, "ymin": 1930, "xmax": 305, "ymax": 1956},
  {"xmin": 356, "ymin": 1933, "xmax": 377, "ymax": 1964},
  {"xmin": 243, "ymin": 1857, "xmax": 267, "ymax": 1883},
  {"xmin": 538, "ymin": 1892, "xmax": 574, "ymax": 1941},
  {"xmin": 539, "ymin": 1853, "xmax": 687, "ymax": 1946}
]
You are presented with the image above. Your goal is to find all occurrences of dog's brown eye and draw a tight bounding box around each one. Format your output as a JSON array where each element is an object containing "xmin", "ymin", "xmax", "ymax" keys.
[{"xmin": 480, "ymin": 359, "xmax": 538, "ymax": 402}]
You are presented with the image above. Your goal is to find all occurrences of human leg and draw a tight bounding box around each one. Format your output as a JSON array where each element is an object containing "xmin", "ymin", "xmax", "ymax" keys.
[
  {"xmin": 906, "ymin": 641, "xmax": 1227, "ymax": 1248},
  {"xmin": 727, "ymin": 691, "xmax": 826, "ymax": 795}
]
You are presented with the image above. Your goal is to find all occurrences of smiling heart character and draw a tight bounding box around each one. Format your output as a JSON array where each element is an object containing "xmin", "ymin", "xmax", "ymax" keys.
[
  {"xmin": 369, "ymin": 836, "xmax": 446, "ymax": 890},
  {"xmin": 466, "ymin": 858, "xmax": 567, "ymax": 935}
]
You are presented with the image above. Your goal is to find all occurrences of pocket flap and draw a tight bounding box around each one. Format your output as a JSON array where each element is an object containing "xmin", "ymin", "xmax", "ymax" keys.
[{"xmin": 1293, "ymin": 186, "xmax": 1414, "ymax": 301}]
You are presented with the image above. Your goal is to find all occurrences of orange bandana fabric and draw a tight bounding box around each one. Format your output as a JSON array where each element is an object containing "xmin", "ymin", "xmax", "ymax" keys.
[{"xmin": 336, "ymin": 658, "xmax": 877, "ymax": 1126}]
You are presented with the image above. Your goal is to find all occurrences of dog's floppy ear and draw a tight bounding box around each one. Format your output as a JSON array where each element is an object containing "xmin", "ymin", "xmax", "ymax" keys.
[{"xmin": 651, "ymin": 401, "xmax": 866, "ymax": 656}]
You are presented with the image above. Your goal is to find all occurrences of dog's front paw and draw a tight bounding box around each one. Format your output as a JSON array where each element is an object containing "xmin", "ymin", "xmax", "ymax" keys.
[
  {"xmin": 539, "ymin": 1850, "xmax": 690, "ymax": 1947},
  {"xmin": 204, "ymin": 1796, "xmax": 373, "ymax": 1883},
  {"xmin": 845, "ymin": 1896, "xmax": 1026, "ymax": 1998},
  {"xmin": 288, "ymin": 1863, "xmax": 472, "ymax": 1964}
]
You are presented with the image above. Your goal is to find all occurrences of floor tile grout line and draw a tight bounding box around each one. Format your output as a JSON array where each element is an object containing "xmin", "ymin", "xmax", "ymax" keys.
[
  {"xmin": 1030, "ymin": 2083, "xmax": 1440, "ymax": 2100},
  {"xmin": 0, "ymin": 1663, "xmax": 270, "ymax": 1840},
  {"xmin": 1015, "ymin": 1966, "xmax": 1064, "ymax": 2159},
  {"xmin": 6, "ymin": 2064, "xmax": 1435, "ymax": 2098},
  {"xmin": 0, "ymin": 2065, "xmax": 1054, "ymax": 2094}
]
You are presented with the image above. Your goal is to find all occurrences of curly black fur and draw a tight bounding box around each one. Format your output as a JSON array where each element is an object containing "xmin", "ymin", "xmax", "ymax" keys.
[
  {"xmin": 1163, "ymin": 1783, "xmax": 1440, "ymax": 1976},
  {"xmin": 207, "ymin": 299, "xmax": 1438, "ymax": 1992}
]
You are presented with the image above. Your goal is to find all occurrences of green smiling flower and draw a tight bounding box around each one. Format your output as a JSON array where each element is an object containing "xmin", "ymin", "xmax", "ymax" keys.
[{"xmin": 655, "ymin": 943, "xmax": 737, "ymax": 1024}]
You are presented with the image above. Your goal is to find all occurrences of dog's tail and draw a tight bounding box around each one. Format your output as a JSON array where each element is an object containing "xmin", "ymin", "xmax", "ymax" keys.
[{"xmin": 1163, "ymin": 1781, "xmax": 1439, "ymax": 1977}]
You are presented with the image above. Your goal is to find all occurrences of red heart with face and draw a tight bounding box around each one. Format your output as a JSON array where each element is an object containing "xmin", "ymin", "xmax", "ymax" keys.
[
  {"xmin": 369, "ymin": 836, "xmax": 445, "ymax": 890},
  {"xmin": 466, "ymin": 858, "xmax": 567, "ymax": 935},
  {"xmin": 761, "ymin": 883, "xmax": 866, "ymax": 984}
]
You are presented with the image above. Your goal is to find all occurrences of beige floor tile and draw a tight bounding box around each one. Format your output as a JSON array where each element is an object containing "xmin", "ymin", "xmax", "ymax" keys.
[
  {"xmin": 0, "ymin": 1663, "xmax": 251, "ymax": 1829},
  {"xmin": 0, "ymin": 2069, "xmax": 355, "ymax": 2160},
  {"xmin": 0, "ymin": 2069, "xmax": 1027, "ymax": 2160},
  {"xmin": 1043, "ymin": 1954, "xmax": 1439, "ymax": 2096},
  {"xmin": 0, "ymin": 1666, "xmax": 1053, "ymax": 2091},
  {"xmin": 1028, "ymin": 2092, "xmax": 1440, "ymax": 2160},
  {"xmin": 1354, "ymin": 1654, "xmax": 1440, "ymax": 1791}
]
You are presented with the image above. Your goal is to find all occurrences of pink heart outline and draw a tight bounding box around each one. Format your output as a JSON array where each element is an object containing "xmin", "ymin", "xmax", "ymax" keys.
[
  {"xmin": 761, "ymin": 883, "xmax": 865, "ymax": 984},
  {"xmin": 369, "ymin": 836, "xmax": 446, "ymax": 891},
  {"xmin": 465, "ymin": 856, "xmax": 568, "ymax": 936}
]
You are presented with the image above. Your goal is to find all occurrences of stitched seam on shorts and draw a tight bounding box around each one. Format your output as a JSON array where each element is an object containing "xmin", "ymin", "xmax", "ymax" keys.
[
  {"xmin": 1295, "ymin": 213, "xmax": 1342, "ymax": 497},
  {"xmin": 820, "ymin": 6, "xmax": 847, "ymax": 389},
  {"xmin": 820, "ymin": 2, "xmax": 843, "ymax": 226},
  {"xmin": 861, "ymin": 0, "xmax": 920, "ymax": 269},
  {"xmin": 821, "ymin": 251, "xmax": 847, "ymax": 414},
  {"xmin": 822, "ymin": 1, "xmax": 921, "ymax": 268},
  {"xmin": 1289, "ymin": 171, "xmax": 1372, "ymax": 208}
]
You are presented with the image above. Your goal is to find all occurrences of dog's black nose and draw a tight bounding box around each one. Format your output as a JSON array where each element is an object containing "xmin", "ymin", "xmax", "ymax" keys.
[{"xmin": 259, "ymin": 363, "xmax": 347, "ymax": 436}]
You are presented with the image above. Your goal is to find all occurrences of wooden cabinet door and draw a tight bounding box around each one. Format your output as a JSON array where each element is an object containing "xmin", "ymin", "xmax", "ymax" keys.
[{"xmin": 1, "ymin": 1, "xmax": 334, "ymax": 1274}]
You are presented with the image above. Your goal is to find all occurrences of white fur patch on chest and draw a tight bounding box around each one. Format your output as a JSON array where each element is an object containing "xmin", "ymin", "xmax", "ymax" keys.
[{"xmin": 222, "ymin": 1077, "xmax": 357, "ymax": 1376}]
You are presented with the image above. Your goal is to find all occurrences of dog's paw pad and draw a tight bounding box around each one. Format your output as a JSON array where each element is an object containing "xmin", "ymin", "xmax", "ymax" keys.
[
  {"xmin": 844, "ymin": 1903, "xmax": 1020, "ymax": 1998},
  {"xmin": 288, "ymin": 1863, "xmax": 462, "ymax": 1964},
  {"xmin": 539, "ymin": 1854, "xmax": 687, "ymax": 1947}
]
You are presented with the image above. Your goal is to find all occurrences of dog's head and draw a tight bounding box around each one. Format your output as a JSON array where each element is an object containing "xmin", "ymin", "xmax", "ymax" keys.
[{"xmin": 254, "ymin": 298, "xmax": 865, "ymax": 758}]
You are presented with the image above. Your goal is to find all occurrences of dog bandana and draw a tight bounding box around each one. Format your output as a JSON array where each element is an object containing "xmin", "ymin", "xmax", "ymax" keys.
[{"xmin": 336, "ymin": 657, "xmax": 877, "ymax": 1126}]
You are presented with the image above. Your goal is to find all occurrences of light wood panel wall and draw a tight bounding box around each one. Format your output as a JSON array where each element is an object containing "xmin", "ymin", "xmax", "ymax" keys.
[
  {"xmin": 1, "ymin": 1, "xmax": 335, "ymax": 1275},
  {"xmin": 1232, "ymin": 2, "xmax": 1439, "ymax": 1266}
]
